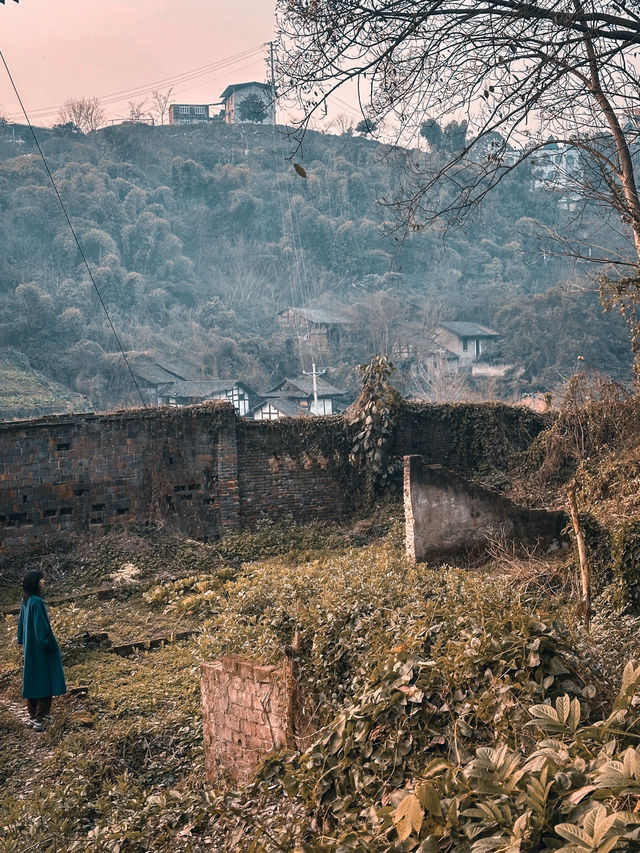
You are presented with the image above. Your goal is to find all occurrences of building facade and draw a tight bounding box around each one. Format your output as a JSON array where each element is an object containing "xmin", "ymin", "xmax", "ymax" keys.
[
  {"xmin": 168, "ymin": 104, "xmax": 212, "ymax": 125},
  {"xmin": 220, "ymin": 82, "xmax": 275, "ymax": 124}
]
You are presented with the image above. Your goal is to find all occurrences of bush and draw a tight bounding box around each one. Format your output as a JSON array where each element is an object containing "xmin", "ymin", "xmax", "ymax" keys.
[{"xmin": 611, "ymin": 520, "xmax": 640, "ymax": 612}]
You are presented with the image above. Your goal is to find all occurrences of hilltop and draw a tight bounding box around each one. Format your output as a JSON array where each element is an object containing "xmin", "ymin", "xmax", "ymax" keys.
[{"xmin": 0, "ymin": 119, "xmax": 633, "ymax": 416}]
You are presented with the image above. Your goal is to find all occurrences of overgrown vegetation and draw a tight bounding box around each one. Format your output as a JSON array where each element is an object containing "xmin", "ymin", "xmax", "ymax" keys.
[
  {"xmin": 0, "ymin": 495, "xmax": 638, "ymax": 851},
  {"xmin": 0, "ymin": 120, "xmax": 633, "ymax": 418},
  {"xmin": 5, "ymin": 393, "xmax": 640, "ymax": 850}
]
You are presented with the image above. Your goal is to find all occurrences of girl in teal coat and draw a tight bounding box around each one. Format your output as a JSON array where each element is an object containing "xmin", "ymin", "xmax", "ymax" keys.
[{"xmin": 17, "ymin": 570, "xmax": 66, "ymax": 731}]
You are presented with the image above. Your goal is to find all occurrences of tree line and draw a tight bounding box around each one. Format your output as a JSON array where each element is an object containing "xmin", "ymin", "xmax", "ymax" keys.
[{"xmin": 0, "ymin": 117, "xmax": 632, "ymax": 413}]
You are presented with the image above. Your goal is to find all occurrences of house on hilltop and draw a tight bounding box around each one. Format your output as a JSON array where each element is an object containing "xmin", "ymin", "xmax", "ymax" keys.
[
  {"xmin": 220, "ymin": 82, "xmax": 275, "ymax": 124},
  {"xmin": 531, "ymin": 138, "xmax": 582, "ymax": 210},
  {"xmin": 168, "ymin": 104, "xmax": 215, "ymax": 125}
]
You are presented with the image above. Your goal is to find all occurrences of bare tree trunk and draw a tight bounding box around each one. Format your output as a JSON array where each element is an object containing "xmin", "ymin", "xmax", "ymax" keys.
[
  {"xmin": 567, "ymin": 481, "xmax": 591, "ymax": 631},
  {"xmin": 572, "ymin": 0, "xmax": 640, "ymax": 262}
]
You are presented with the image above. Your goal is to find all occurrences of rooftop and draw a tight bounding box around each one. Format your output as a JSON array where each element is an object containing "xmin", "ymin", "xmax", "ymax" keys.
[
  {"xmin": 161, "ymin": 380, "xmax": 245, "ymax": 398},
  {"xmin": 255, "ymin": 398, "xmax": 308, "ymax": 417},
  {"xmin": 220, "ymin": 81, "xmax": 273, "ymax": 99},
  {"xmin": 438, "ymin": 321, "xmax": 500, "ymax": 339},
  {"xmin": 265, "ymin": 376, "xmax": 346, "ymax": 397},
  {"xmin": 279, "ymin": 307, "xmax": 353, "ymax": 326}
]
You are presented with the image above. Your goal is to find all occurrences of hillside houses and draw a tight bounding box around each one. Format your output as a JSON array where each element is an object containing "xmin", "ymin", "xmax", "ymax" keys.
[
  {"xmin": 433, "ymin": 322, "xmax": 500, "ymax": 365},
  {"xmin": 276, "ymin": 306, "xmax": 353, "ymax": 355},
  {"xmin": 254, "ymin": 376, "xmax": 347, "ymax": 419}
]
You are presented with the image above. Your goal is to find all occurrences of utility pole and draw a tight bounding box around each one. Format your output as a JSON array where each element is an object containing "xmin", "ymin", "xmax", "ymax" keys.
[
  {"xmin": 303, "ymin": 363, "xmax": 326, "ymax": 414},
  {"xmin": 269, "ymin": 41, "xmax": 277, "ymax": 126}
]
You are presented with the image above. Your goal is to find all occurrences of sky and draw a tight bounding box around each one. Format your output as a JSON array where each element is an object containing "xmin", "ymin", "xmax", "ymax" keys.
[{"xmin": 0, "ymin": 0, "xmax": 292, "ymax": 126}]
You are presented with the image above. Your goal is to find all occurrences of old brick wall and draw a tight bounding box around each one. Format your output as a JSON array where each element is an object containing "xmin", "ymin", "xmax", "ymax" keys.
[
  {"xmin": 235, "ymin": 417, "xmax": 353, "ymax": 526},
  {"xmin": 0, "ymin": 401, "xmax": 548, "ymax": 554},
  {"xmin": 200, "ymin": 657, "xmax": 293, "ymax": 785},
  {"xmin": 0, "ymin": 403, "xmax": 233, "ymax": 552}
]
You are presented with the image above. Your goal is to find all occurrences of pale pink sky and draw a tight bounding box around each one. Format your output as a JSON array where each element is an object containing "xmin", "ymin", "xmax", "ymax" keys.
[{"xmin": 1, "ymin": 0, "xmax": 279, "ymax": 124}]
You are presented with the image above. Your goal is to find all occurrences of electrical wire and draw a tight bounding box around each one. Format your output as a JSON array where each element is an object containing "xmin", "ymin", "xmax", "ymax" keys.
[
  {"xmin": 6, "ymin": 44, "xmax": 268, "ymax": 122},
  {"xmin": 0, "ymin": 47, "xmax": 147, "ymax": 408}
]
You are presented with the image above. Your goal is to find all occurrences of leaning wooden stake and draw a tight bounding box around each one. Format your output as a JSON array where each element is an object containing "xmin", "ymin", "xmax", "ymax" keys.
[{"xmin": 567, "ymin": 481, "xmax": 591, "ymax": 631}]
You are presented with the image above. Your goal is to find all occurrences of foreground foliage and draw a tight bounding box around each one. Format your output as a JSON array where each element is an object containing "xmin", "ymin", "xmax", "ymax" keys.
[{"xmin": 1, "ymin": 510, "xmax": 640, "ymax": 851}]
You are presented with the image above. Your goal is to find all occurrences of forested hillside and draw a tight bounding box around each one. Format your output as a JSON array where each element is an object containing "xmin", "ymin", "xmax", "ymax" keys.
[{"xmin": 0, "ymin": 119, "xmax": 632, "ymax": 413}]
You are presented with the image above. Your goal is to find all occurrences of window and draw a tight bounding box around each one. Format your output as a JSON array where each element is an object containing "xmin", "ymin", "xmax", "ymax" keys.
[
  {"xmin": 475, "ymin": 338, "xmax": 481, "ymax": 356},
  {"xmin": 179, "ymin": 105, "xmax": 190, "ymax": 115},
  {"xmin": 194, "ymin": 106, "xmax": 206, "ymax": 115},
  {"xmin": 462, "ymin": 339, "xmax": 468, "ymax": 352}
]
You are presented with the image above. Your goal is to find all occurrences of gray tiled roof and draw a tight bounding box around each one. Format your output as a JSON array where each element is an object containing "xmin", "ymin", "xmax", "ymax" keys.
[
  {"xmin": 265, "ymin": 376, "xmax": 346, "ymax": 397},
  {"xmin": 438, "ymin": 321, "xmax": 499, "ymax": 338},
  {"xmin": 281, "ymin": 307, "xmax": 353, "ymax": 326},
  {"xmin": 154, "ymin": 356, "xmax": 200, "ymax": 380},
  {"xmin": 130, "ymin": 359, "xmax": 184, "ymax": 386},
  {"xmin": 161, "ymin": 380, "xmax": 243, "ymax": 398},
  {"xmin": 220, "ymin": 81, "xmax": 272, "ymax": 99},
  {"xmin": 255, "ymin": 398, "xmax": 308, "ymax": 417}
]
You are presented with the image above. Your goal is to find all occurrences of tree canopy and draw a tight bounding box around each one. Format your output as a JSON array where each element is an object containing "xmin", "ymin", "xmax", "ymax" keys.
[{"xmin": 276, "ymin": 0, "xmax": 640, "ymax": 360}]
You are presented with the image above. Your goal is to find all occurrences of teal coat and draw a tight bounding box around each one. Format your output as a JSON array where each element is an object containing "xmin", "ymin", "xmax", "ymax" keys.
[{"xmin": 17, "ymin": 594, "xmax": 66, "ymax": 699}]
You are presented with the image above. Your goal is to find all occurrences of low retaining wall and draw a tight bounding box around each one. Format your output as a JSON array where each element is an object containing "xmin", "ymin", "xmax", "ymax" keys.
[{"xmin": 404, "ymin": 456, "xmax": 567, "ymax": 563}]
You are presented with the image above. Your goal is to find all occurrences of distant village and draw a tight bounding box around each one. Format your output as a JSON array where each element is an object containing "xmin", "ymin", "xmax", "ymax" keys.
[
  {"xmin": 126, "ymin": 309, "xmax": 518, "ymax": 420},
  {"xmin": 0, "ymin": 76, "xmax": 614, "ymax": 421}
]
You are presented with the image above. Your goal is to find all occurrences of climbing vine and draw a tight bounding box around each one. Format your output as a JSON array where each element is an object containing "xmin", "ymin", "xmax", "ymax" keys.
[{"xmin": 349, "ymin": 356, "xmax": 403, "ymax": 498}]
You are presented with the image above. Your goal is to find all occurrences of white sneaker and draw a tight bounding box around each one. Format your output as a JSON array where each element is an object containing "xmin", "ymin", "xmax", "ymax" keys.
[{"xmin": 33, "ymin": 721, "xmax": 44, "ymax": 732}]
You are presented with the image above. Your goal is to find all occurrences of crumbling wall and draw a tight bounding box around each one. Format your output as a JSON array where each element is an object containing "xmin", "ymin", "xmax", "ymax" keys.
[
  {"xmin": 200, "ymin": 656, "xmax": 294, "ymax": 785},
  {"xmin": 0, "ymin": 403, "xmax": 235, "ymax": 552},
  {"xmin": 405, "ymin": 456, "xmax": 566, "ymax": 563},
  {"xmin": 0, "ymin": 402, "xmax": 549, "ymax": 554}
]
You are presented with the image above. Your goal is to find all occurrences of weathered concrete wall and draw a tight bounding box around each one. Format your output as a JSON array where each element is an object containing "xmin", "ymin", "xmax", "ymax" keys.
[
  {"xmin": 404, "ymin": 456, "xmax": 566, "ymax": 563},
  {"xmin": 200, "ymin": 656, "xmax": 294, "ymax": 785}
]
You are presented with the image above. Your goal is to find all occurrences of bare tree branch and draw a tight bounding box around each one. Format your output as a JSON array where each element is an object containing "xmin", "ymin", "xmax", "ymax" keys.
[{"xmin": 276, "ymin": 0, "xmax": 640, "ymax": 365}]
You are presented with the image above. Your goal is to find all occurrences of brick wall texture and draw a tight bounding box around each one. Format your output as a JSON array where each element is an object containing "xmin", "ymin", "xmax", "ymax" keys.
[
  {"xmin": 200, "ymin": 657, "xmax": 293, "ymax": 785},
  {"xmin": 0, "ymin": 401, "xmax": 548, "ymax": 554}
]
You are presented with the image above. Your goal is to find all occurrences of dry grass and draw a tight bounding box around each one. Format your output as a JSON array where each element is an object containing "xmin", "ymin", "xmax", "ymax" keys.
[{"xmin": 484, "ymin": 528, "xmax": 576, "ymax": 595}]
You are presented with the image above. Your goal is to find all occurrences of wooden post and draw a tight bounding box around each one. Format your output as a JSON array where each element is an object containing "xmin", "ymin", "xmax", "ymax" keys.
[
  {"xmin": 283, "ymin": 630, "xmax": 301, "ymax": 748},
  {"xmin": 567, "ymin": 481, "xmax": 591, "ymax": 631}
]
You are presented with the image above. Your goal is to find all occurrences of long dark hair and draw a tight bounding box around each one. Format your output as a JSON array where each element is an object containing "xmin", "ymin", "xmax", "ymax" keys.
[{"xmin": 22, "ymin": 570, "xmax": 43, "ymax": 602}]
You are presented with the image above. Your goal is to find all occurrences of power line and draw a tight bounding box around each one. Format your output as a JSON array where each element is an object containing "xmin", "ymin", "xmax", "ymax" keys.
[
  {"xmin": 6, "ymin": 43, "xmax": 268, "ymax": 121},
  {"xmin": 0, "ymin": 47, "xmax": 147, "ymax": 409}
]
